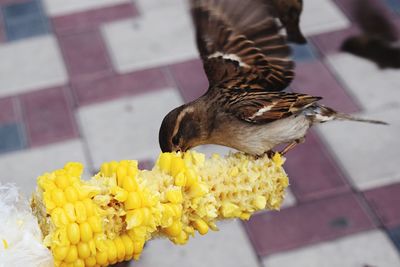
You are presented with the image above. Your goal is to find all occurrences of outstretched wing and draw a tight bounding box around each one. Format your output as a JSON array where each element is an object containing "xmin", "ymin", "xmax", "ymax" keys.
[
  {"xmin": 191, "ymin": 0, "xmax": 294, "ymax": 92},
  {"xmin": 219, "ymin": 87, "xmax": 321, "ymax": 124},
  {"xmin": 353, "ymin": 0, "xmax": 398, "ymax": 42}
]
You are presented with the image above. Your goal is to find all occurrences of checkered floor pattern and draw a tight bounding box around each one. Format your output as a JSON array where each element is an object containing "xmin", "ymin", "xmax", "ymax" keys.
[{"xmin": 1, "ymin": 0, "xmax": 400, "ymax": 266}]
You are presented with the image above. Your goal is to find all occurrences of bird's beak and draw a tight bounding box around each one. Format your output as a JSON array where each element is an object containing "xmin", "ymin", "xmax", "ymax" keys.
[{"xmin": 287, "ymin": 25, "xmax": 307, "ymax": 44}]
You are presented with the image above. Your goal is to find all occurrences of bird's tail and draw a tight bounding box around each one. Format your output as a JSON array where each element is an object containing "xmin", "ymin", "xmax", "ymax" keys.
[{"xmin": 309, "ymin": 105, "xmax": 388, "ymax": 125}]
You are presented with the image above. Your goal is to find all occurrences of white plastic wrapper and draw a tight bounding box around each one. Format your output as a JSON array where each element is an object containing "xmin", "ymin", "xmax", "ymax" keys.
[{"xmin": 0, "ymin": 183, "xmax": 53, "ymax": 267}]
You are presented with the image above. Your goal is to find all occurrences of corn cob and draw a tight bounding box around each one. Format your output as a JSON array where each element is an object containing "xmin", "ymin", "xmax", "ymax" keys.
[{"xmin": 31, "ymin": 151, "xmax": 289, "ymax": 267}]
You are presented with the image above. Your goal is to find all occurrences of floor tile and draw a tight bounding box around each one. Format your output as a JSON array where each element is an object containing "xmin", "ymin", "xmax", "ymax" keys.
[
  {"xmin": 334, "ymin": 0, "xmax": 395, "ymax": 21},
  {"xmin": 385, "ymin": 0, "xmax": 400, "ymax": 14},
  {"xmin": 262, "ymin": 230, "xmax": 400, "ymax": 267},
  {"xmin": 364, "ymin": 183, "xmax": 400, "ymax": 228},
  {"xmin": 0, "ymin": 140, "xmax": 88, "ymax": 196},
  {"xmin": 284, "ymin": 130, "xmax": 350, "ymax": 202},
  {"xmin": 72, "ymin": 67, "xmax": 171, "ymax": 106},
  {"xmin": 318, "ymin": 106, "xmax": 400, "ymax": 190},
  {"xmin": 134, "ymin": 0, "xmax": 187, "ymax": 14},
  {"xmin": 134, "ymin": 220, "xmax": 259, "ymax": 267},
  {"xmin": 78, "ymin": 88, "xmax": 183, "ymax": 170},
  {"xmin": 0, "ymin": 35, "xmax": 67, "ymax": 97},
  {"xmin": 310, "ymin": 26, "xmax": 359, "ymax": 56},
  {"xmin": 0, "ymin": 123, "xmax": 25, "ymax": 153},
  {"xmin": 300, "ymin": 0, "xmax": 350, "ymax": 36},
  {"xmin": 326, "ymin": 53, "xmax": 400, "ymax": 112},
  {"xmin": 20, "ymin": 86, "xmax": 78, "ymax": 147},
  {"xmin": 290, "ymin": 43, "xmax": 318, "ymax": 62},
  {"xmin": 168, "ymin": 59, "xmax": 208, "ymax": 103},
  {"xmin": 43, "ymin": 0, "xmax": 129, "ymax": 16},
  {"xmin": 244, "ymin": 192, "xmax": 375, "ymax": 256},
  {"xmin": 58, "ymin": 29, "xmax": 112, "ymax": 79},
  {"xmin": 2, "ymin": 0, "xmax": 49, "ymax": 41},
  {"xmin": 51, "ymin": 3, "xmax": 137, "ymax": 35},
  {"xmin": 0, "ymin": 97, "xmax": 17, "ymax": 123},
  {"xmin": 292, "ymin": 60, "xmax": 360, "ymax": 114},
  {"xmin": 388, "ymin": 227, "xmax": 400, "ymax": 252},
  {"xmin": 102, "ymin": 5, "xmax": 198, "ymax": 73},
  {"xmin": 0, "ymin": 12, "xmax": 5, "ymax": 43}
]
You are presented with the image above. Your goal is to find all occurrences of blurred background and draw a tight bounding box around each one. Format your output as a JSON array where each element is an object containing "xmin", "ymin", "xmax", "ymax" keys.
[{"xmin": 0, "ymin": 0, "xmax": 400, "ymax": 266}]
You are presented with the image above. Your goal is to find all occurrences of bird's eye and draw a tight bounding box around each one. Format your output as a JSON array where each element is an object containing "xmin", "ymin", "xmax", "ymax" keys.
[{"xmin": 172, "ymin": 135, "xmax": 179, "ymax": 146}]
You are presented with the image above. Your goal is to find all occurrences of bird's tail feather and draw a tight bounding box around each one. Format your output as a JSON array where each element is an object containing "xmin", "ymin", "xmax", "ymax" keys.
[
  {"xmin": 333, "ymin": 112, "xmax": 388, "ymax": 125},
  {"xmin": 311, "ymin": 104, "xmax": 388, "ymax": 125}
]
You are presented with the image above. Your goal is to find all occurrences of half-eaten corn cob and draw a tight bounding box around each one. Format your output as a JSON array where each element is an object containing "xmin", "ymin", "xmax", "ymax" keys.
[{"xmin": 31, "ymin": 151, "xmax": 289, "ymax": 267}]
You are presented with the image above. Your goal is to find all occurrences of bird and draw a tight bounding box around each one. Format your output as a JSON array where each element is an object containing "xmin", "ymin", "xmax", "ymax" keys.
[
  {"xmin": 267, "ymin": 0, "xmax": 307, "ymax": 44},
  {"xmin": 341, "ymin": 0, "xmax": 400, "ymax": 68},
  {"xmin": 159, "ymin": 0, "xmax": 387, "ymax": 156}
]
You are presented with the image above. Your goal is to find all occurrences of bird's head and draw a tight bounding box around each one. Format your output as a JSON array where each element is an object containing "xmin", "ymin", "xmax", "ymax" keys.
[{"xmin": 159, "ymin": 105, "xmax": 203, "ymax": 153}]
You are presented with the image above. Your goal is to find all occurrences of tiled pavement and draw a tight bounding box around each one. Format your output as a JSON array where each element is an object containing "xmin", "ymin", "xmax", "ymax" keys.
[{"xmin": 0, "ymin": 0, "xmax": 400, "ymax": 266}]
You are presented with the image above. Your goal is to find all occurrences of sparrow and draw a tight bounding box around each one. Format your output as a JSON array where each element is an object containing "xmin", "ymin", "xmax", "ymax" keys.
[
  {"xmin": 341, "ymin": 0, "xmax": 400, "ymax": 68},
  {"xmin": 267, "ymin": 0, "xmax": 307, "ymax": 44},
  {"xmin": 159, "ymin": 0, "xmax": 387, "ymax": 156}
]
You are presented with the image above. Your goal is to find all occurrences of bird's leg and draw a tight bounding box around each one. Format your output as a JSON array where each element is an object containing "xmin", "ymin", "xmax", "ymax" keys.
[
  {"xmin": 280, "ymin": 138, "xmax": 304, "ymax": 155},
  {"xmin": 256, "ymin": 150, "xmax": 275, "ymax": 159}
]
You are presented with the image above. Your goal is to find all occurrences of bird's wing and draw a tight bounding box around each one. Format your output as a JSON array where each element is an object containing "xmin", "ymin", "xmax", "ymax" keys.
[
  {"xmin": 191, "ymin": 0, "xmax": 294, "ymax": 92},
  {"xmin": 219, "ymin": 88, "xmax": 321, "ymax": 124},
  {"xmin": 353, "ymin": 0, "xmax": 398, "ymax": 42}
]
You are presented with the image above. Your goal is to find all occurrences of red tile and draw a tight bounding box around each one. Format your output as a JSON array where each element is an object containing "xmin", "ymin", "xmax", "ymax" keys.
[
  {"xmin": 244, "ymin": 192, "xmax": 376, "ymax": 256},
  {"xmin": 292, "ymin": 60, "xmax": 361, "ymax": 113},
  {"xmin": 51, "ymin": 3, "xmax": 138, "ymax": 35},
  {"xmin": 72, "ymin": 67, "xmax": 171, "ymax": 106},
  {"xmin": 58, "ymin": 29, "xmax": 112, "ymax": 80},
  {"xmin": 169, "ymin": 59, "xmax": 209, "ymax": 102},
  {"xmin": 364, "ymin": 183, "xmax": 400, "ymax": 228},
  {"xmin": 0, "ymin": 97, "xmax": 17, "ymax": 123},
  {"xmin": 21, "ymin": 86, "xmax": 78, "ymax": 147},
  {"xmin": 310, "ymin": 26, "xmax": 359, "ymax": 56},
  {"xmin": 284, "ymin": 130, "xmax": 351, "ymax": 202}
]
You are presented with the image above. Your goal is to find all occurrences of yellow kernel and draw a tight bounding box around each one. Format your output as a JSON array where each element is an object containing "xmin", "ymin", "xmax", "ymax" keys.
[
  {"xmin": 189, "ymin": 182, "xmax": 209, "ymax": 197},
  {"xmin": 52, "ymin": 227, "xmax": 70, "ymax": 247},
  {"xmin": 73, "ymin": 183, "xmax": 88, "ymax": 200},
  {"xmin": 240, "ymin": 213, "xmax": 251, "ymax": 220},
  {"xmin": 79, "ymin": 222, "xmax": 93, "ymax": 242},
  {"xmin": 74, "ymin": 259, "xmax": 84, "ymax": 267},
  {"xmin": 64, "ymin": 162, "xmax": 83, "ymax": 177},
  {"xmin": 95, "ymin": 251, "xmax": 108, "ymax": 266},
  {"xmin": 51, "ymin": 207, "xmax": 69, "ymax": 227},
  {"xmin": 184, "ymin": 169, "xmax": 197, "ymax": 187},
  {"xmin": 114, "ymin": 188, "xmax": 128, "ymax": 202},
  {"xmin": 193, "ymin": 219, "xmax": 209, "ymax": 235},
  {"xmin": 170, "ymin": 156, "xmax": 185, "ymax": 177},
  {"xmin": 88, "ymin": 239, "xmax": 96, "ymax": 256},
  {"xmin": 52, "ymin": 189, "xmax": 66, "ymax": 207},
  {"xmin": 158, "ymin": 153, "xmax": 172, "ymax": 172},
  {"xmin": 94, "ymin": 233, "xmax": 107, "ymax": 252},
  {"xmin": 43, "ymin": 193, "xmax": 56, "ymax": 211},
  {"xmin": 174, "ymin": 231, "xmax": 188, "ymax": 244},
  {"xmin": 85, "ymin": 256, "xmax": 96, "ymax": 267},
  {"xmin": 116, "ymin": 165, "xmax": 127, "ymax": 186},
  {"xmin": 191, "ymin": 151, "xmax": 205, "ymax": 165},
  {"xmin": 65, "ymin": 186, "xmax": 78, "ymax": 203},
  {"xmin": 55, "ymin": 174, "xmax": 69, "ymax": 189},
  {"xmin": 121, "ymin": 235, "xmax": 134, "ymax": 260},
  {"xmin": 114, "ymin": 237, "xmax": 126, "ymax": 262},
  {"xmin": 74, "ymin": 201, "xmax": 87, "ymax": 223},
  {"xmin": 63, "ymin": 203, "xmax": 76, "ymax": 222},
  {"xmin": 253, "ymin": 196, "xmax": 267, "ymax": 209},
  {"xmin": 38, "ymin": 177, "xmax": 57, "ymax": 191},
  {"xmin": 77, "ymin": 242, "xmax": 90, "ymax": 259},
  {"xmin": 88, "ymin": 216, "xmax": 102, "ymax": 233},
  {"xmin": 174, "ymin": 172, "xmax": 186, "ymax": 186},
  {"xmin": 106, "ymin": 239, "xmax": 117, "ymax": 263},
  {"xmin": 53, "ymin": 246, "xmax": 69, "ymax": 261},
  {"xmin": 67, "ymin": 223, "xmax": 80, "ymax": 245},
  {"xmin": 171, "ymin": 204, "xmax": 182, "ymax": 218},
  {"xmin": 229, "ymin": 167, "xmax": 239, "ymax": 177},
  {"xmin": 132, "ymin": 239, "xmax": 145, "ymax": 254},
  {"xmin": 221, "ymin": 202, "xmax": 240, "ymax": 218},
  {"xmin": 64, "ymin": 245, "xmax": 78, "ymax": 263},
  {"xmin": 122, "ymin": 176, "xmax": 137, "ymax": 192},
  {"xmin": 166, "ymin": 189, "xmax": 183, "ymax": 204},
  {"xmin": 164, "ymin": 221, "xmax": 182, "ymax": 237},
  {"xmin": 82, "ymin": 198, "xmax": 94, "ymax": 217},
  {"xmin": 126, "ymin": 209, "xmax": 143, "ymax": 229},
  {"xmin": 125, "ymin": 192, "xmax": 141, "ymax": 210}
]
